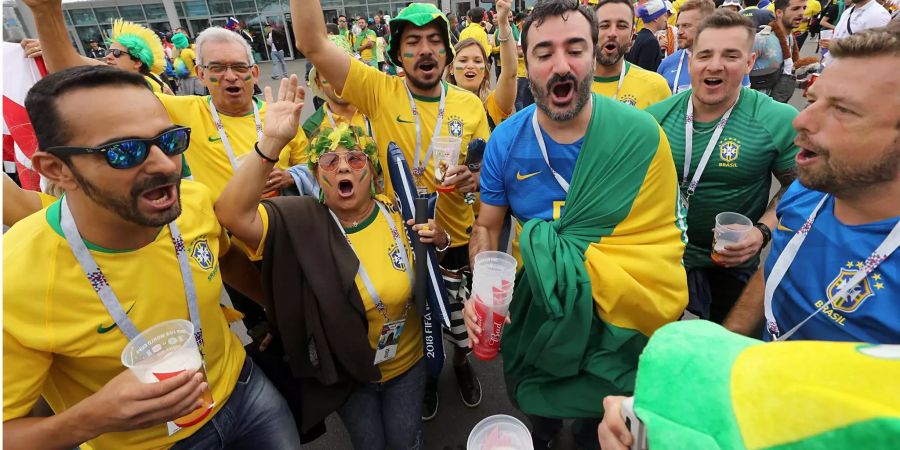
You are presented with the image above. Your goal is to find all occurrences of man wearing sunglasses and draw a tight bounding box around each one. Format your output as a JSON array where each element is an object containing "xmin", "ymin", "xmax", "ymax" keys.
[
  {"xmin": 3, "ymin": 65, "xmax": 302, "ymax": 450},
  {"xmin": 22, "ymin": 0, "xmax": 308, "ymax": 200}
]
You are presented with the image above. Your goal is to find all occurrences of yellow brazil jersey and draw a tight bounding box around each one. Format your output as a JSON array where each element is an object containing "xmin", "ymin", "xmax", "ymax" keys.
[
  {"xmin": 3, "ymin": 181, "xmax": 245, "ymax": 450},
  {"xmin": 795, "ymin": 0, "xmax": 822, "ymax": 33},
  {"xmin": 338, "ymin": 58, "xmax": 491, "ymax": 247},
  {"xmin": 459, "ymin": 22, "xmax": 493, "ymax": 56},
  {"xmin": 485, "ymin": 89, "xmax": 513, "ymax": 127},
  {"xmin": 38, "ymin": 191, "xmax": 57, "ymax": 208},
  {"xmin": 180, "ymin": 47, "xmax": 198, "ymax": 76},
  {"xmin": 250, "ymin": 200, "xmax": 423, "ymax": 381},
  {"xmin": 355, "ymin": 29, "xmax": 377, "ymax": 64},
  {"xmin": 144, "ymin": 74, "xmax": 164, "ymax": 94},
  {"xmin": 591, "ymin": 62, "xmax": 672, "ymax": 110},
  {"xmin": 155, "ymin": 94, "xmax": 309, "ymax": 200}
]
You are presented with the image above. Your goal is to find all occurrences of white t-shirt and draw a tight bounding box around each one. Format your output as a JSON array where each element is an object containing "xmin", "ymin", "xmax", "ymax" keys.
[{"xmin": 824, "ymin": 0, "xmax": 891, "ymax": 64}]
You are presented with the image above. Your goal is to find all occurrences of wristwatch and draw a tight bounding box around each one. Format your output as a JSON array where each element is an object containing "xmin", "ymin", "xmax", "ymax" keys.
[{"xmin": 754, "ymin": 222, "xmax": 772, "ymax": 248}]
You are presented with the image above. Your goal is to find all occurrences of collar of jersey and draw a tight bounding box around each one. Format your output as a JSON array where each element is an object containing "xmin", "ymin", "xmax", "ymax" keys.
[
  {"xmin": 207, "ymin": 95, "xmax": 263, "ymax": 117},
  {"xmin": 593, "ymin": 62, "xmax": 631, "ymax": 83},
  {"xmin": 342, "ymin": 203, "xmax": 381, "ymax": 234},
  {"xmin": 46, "ymin": 197, "xmax": 157, "ymax": 254},
  {"xmin": 410, "ymin": 81, "xmax": 449, "ymax": 102}
]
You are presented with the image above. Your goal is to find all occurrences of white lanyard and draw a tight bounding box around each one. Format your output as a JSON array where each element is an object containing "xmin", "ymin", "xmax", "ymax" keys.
[
  {"xmin": 328, "ymin": 202, "xmax": 414, "ymax": 322},
  {"xmin": 403, "ymin": 81, "xmax": 447, "ymax": 178},
  {"xmin": 673, "ymin": 50, "xmax": 687, "ymax": 93},
  {"xmin": 681, "ymin": 93, "xmax": 740, "ymax": 206},
  {"xmin": 613, "ymin": 60, "xmax": 628, "ymax": 101},
  {"xmin": 764, "ymin": 195, "xmax": 900, "ymax": 341},
  {"xmin": 325, "ymin": 105, "xmax": 374, "ymax": 137},
  {"xmin": 208, "ymin": 97, "xmax": 262, "ymax": 170},
  {"xmin": 531, "ymin": 110, "xmax": 575, "ymax": 193},
  {"xmin": 59, "ymin": 197, "xmax": 204, "ymax": 348}
]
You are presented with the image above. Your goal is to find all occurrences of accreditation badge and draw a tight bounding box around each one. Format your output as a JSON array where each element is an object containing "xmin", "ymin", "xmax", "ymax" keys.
[{"xmin": 374, "ymin": 319, "xmax": 405, "ymax": 365}]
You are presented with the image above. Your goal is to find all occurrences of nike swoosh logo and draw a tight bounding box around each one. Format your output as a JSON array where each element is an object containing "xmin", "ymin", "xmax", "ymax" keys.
[
  {"xmin": 208, "ymin": 136, "xmax": 222, "ymax": 142},
  {"xmin": 516, "ymin": 170, "xmax": 541, "ymax": 181},
  {"xmin": 776, "ymin": 221, "xmax": 794, "ymax": 232},
  {"xmin": 97, "ymin": 303, "xmax": 136, "ymax": 334},
  {"xmin": 396, "ymin": 115, "xmax": 415, "ymax": 124}
]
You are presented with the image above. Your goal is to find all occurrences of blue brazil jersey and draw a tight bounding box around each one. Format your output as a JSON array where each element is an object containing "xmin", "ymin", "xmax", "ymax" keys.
[
  {"xmin": 480, "ymin": 104, "xmax": 582, "ymax": 222},
  {"xmin": 657, "ymin": 49, "xmax": 751, "ymax": 94},
  {"xmin": 764, "ymin": 182, "xmax": 900, "ymax": 344}
]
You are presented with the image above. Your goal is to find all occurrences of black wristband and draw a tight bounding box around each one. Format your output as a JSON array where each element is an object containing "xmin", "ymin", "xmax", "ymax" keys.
[
  {"xmin": 254, "ymin": 141, "xmax": 279, "ymax": 163},
  {"xmin": 754, "ymin": 222, "xmax": 772, "ymax": 248}
]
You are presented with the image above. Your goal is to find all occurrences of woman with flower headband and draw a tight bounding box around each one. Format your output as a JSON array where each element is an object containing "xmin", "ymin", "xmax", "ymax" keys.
[{"xmin": 216, "ymin": 76, "xmax": 446, "ymax": 449}]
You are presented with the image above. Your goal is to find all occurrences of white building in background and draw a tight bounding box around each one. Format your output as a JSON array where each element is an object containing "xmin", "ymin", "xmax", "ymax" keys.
[{"xmin": 3, "ymin": 0, "xmax": 526, "ymax": 61}]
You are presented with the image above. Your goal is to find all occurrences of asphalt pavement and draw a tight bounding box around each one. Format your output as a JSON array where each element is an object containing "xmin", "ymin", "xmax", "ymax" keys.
[{"xmin": 251, "ymin": 40, "xmax": 814, "ymax": 449}]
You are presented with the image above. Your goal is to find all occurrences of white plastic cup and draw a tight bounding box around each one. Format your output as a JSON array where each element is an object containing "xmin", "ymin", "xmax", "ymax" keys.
[
  {"xmin": 713, "ymin": 212, "xmax": 753, "ymax": 252},
  {"xmin": 121, "ymin": 319, "xmax": 215, "ymax": 428},
  {"xmin": 819, "ymin": 30, "xmax": 833, "ymax": 40},
  {"xmin": 467, "ymin": 414, "xmax": 534, "ymax": 450},
  {"xmin": 432, "ymin": 136, "xmax": 462, "ymax": 192}
]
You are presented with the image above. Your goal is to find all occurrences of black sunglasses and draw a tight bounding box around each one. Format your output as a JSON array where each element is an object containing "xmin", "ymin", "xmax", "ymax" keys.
[
  {"xmin": 45, "ymin": 126, "xmax": 192, "ymax": 169},
  {"xmin": 106, "ymin": 48, "xmax": 135, "ymax": 59}
]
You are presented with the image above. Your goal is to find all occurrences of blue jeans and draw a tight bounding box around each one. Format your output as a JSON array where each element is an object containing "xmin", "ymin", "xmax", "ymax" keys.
[
  {"xmin": 271, "ymin": 49, "xmax": 288, "ymax": 78},
  {"xmin": 170, "ymin": 357, "xmax": 301, "ymax": 450},
  {"xmin": 515, "ymin": 77, "xmax": 534, "ymax": 111},
  {"xmin": 337, "ymin": 359, "xmax": 426, "ymax": 450}
]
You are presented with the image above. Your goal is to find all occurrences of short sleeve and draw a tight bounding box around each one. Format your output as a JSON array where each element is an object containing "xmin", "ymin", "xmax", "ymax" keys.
[
  {"xmin": 286, "ymin": 131, "xmax": 310, "ymax": 166},
  {"xmin": 763, "ymin": 103, "xmax": 801, "ymax": 172},
  {"xmin": 231, "ymin": 204, "xmax": 269, "ymax": 261},
  {"xmin": 3, "ymin": 329, "xmax": 52, "ymax": 421},
  {"xmin": 480, "ymin": 128, "xmax": 510, "ymax": 207},
  {"xmin": 485, "ymin": 91, "xmax": 513, "ymax": 125},
  {"xmin": 336, "ymin": 58, "xmax": 390, "ymax": 119}
]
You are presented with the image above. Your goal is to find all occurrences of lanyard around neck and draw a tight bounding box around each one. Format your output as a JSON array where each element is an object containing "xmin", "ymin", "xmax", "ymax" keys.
[
  {"xmin": 59, "ymin": 197, "xmax": 204, "ymax": 348},
  {"xmin": 673, "ymin": 50, "xmax": 687, "ymax": 93},
  {"xmin": 329, "ymin": 201, "xmax": 414, "ymax": 322},
  {"xmin": 531, "ymin": 110, "xmax": 578, "ymax": 193},
  {"xmin": 681, "ymin": 92, "xmax": 740, "ymax": 204},
  {"xmin": 208, "ymin": 97, "xmax": 263, "ymax": 170},
  {"xmin": 403, "ymin": 81, "xmax": 447, "ymax": 177},
  {"xmin": 613, "ymin": 60, "xmax": 628, "ymax": 101},
  {"xmin": 764, "ymin": 195, "xmax": 900, "ymax": 341}
]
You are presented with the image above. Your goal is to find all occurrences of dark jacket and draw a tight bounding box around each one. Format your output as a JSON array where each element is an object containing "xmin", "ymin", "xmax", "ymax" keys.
[
  {"xmin": 260, "ymin": 196, "xmax": 381, "ymax": 432},
  {"xmin": 626, "ymin": 28, "xmax": 663, "ymax": 72}
]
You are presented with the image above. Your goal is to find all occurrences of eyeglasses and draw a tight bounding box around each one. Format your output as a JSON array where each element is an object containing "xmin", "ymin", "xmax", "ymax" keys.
[
  {"xmin": 200, "ymin": 63, "xmax": 253, "ymax": 75},
  {"xmin": 106, "ymin": 48, "xmax": 134, "ymax": 59},
  {"xmin": 317, "ymin": 151, "xmax": 368, "ymax": 172},
  {"xmin": 45, "ymin": 126, "xmax": 191, "ymax": 169}
]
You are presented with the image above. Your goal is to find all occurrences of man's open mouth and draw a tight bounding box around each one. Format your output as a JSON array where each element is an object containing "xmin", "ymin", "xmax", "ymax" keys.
[
  {"xmin": 703, "ymin": 77, "xmax": 724, "ymax": 87},
  {"xmin": 549, "ymin": 80, "xmax": 575, "ymax": 105},
  {"xmin": 225, "ymin": 86, "xmax": 242, "ymax": 94},
  {"xmin": 139, "ymin": 183, "xmax": 178, "ymax": 210}
]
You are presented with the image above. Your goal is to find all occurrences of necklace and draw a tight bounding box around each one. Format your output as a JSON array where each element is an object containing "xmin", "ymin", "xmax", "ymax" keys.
[{"xmin": 335, "ymin": 201, "xmax": 376, "ymax": 227}]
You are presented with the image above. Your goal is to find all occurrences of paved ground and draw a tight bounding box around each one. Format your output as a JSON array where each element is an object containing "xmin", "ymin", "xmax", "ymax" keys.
[{"xmin": 251, "ymin": 41, "xmax": 815, "ymax": 450}]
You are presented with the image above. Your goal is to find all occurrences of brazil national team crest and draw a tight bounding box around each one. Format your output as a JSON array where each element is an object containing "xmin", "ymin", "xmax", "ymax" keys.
[
  {"xmin": 718, "ymin": 138, "xmax": 740, "ymax": 167},
  {"xmin": 448, "ymin": 115, "xmax": 464, "ymax": 137},
  {"xmin": 826, "ymin": 262, "xmax": 885, "ymax": 313},
  {"xmin": 619, "ymin": 95, "xmax": 637, "ymax": 107},
  {"xmin": 388, "ymin": 243, "xmax": 407, "ymax": 272},
  {"xmin": 190, "ymin": 238, "xmax": 214, "ymax": 270}
]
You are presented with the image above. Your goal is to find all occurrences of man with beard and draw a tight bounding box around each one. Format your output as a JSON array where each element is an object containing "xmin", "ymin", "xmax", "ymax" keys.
[
  {"xmin": 291, "ymin": 0, "xmax": 490, "ymax": 421},
  {"xmin": 751, "ymin": 0, "xmax": 807, "ymax": 102},
  {"xmin": 593, "ymin": 0, "xmax": 672, "ymax": 109},
  {"xmin": 725, "ymin": 26, "xmax": 900, "ymax": 343},
  {"xmin": 647, "ymin": 10, "xmax": 799, "ymax": 324},
  {"xmin": 465, "ymin": 1, "xmax": 688, "ymax": 448},
  {"xmin": 657, "ymin": 0, "xmax": 752, "ymax": 93},
  {"xmin": 2, "ymin": 65, "xmax": 301, "ymax": 449},
  {"xmin": 23, "ymin": 0, "xmax": 309, "ymax": 200},
  {"xmin": 821, "ymin": 0, "xmax": 891, "ymax": 64}
]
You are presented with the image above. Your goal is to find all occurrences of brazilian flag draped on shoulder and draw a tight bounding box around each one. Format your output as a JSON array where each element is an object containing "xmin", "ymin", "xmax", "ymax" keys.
[
  {"xmin": 635, "ymin": 321, "xmax": 900, "ymax": 449},
  {"xmin": 502, "ymin": 93, "xmax": 689, "ymax": 419}
]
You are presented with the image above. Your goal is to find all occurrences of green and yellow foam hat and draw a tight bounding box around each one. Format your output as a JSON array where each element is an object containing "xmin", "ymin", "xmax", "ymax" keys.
[
  {"xmin": 108, "ymin": 19, "xmax": 166, "ymax": 75},
  {"xmin": 385, "ymin": 3, "xmax": 454, "ymax": 67}
]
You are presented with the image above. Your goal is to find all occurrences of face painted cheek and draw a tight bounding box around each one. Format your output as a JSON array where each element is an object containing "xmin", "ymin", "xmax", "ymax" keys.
[
  {"xmin": 208, "ymin": 76, "xmax": 220, "ymax": 84},
  {"xmin": 357, "ymin": 167, "xmax": 369, "ymax": 182},
  {"xmin": 243, "ymin": 74, "xmax": 253, "ymax": 83},
  {"xmin": 320, "ymin": 174, "xmax": 335, "ymax": 187},
  {"xmin": 437, "ymin": 48, "xmax": 446, "ymax": 55}
]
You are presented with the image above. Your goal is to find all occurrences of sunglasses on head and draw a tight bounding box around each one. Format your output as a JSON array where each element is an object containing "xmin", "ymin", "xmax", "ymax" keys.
[
  {"xmin": 317, "ymin": 151, "xmax": 368, "ymax": 172},
  {"xmin": 45, "ymin": 126, "xmax": 191, "ymax": 170},
  {"xmin": 106, "ymin": 48, "xmax": 134, "ymax": 59}
]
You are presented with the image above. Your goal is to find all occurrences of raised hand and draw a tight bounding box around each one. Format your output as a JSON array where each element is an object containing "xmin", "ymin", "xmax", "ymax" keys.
[
  {"xmin": 497, "ymin": 0, "xmax": 512, "ymax": 24},
  {"xmin": 262, "ymin": 75, "xmax": 305, "ymax": 148}
]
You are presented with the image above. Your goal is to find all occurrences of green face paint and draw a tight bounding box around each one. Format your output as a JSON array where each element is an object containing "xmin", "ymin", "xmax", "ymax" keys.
[
  {"xmin": 357, "ymin": 168, "xmax": 369, "ymax": 182},
  {"xmin": 243, "ymin": 74, "xmax": 253, "ymax": 82},
  {"xmin": 321, "ymin": 176, "xmax": 334, "ymax": 187},
  {"xmin": 402, "ymin": 52, "xmax": 415, "ymax": 59},
  {"xmin": 208, "ymin": 76, "xmax": 220, "ymax": 84},
  {"xmin": 437, "ymin": 49, "xmax": 446, "ymax": 55}
]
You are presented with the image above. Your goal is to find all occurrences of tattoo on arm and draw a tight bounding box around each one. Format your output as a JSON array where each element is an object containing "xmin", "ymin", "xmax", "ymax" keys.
[{"xmin": 767, "ymin": 167, "xmax": 798, "ymax": 211}]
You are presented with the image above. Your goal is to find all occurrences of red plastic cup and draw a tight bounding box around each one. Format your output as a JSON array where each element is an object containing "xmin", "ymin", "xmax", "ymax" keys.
[{"xmin": 472, "ymin": 292, "xmax": 512, "ymax": 361}]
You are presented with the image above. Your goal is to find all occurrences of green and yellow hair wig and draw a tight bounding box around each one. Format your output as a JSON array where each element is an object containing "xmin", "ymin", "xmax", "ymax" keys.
[{"xmin": 109, "ymin": 19, "xmax": 166, "ymax": 75}]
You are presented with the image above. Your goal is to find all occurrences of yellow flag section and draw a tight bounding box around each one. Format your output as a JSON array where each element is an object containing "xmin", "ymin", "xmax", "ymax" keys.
[
  {"xmin": 338, "ymin": 58, "xmax": 491, "ymax": 247},
  {"xmin": 733, "ymin": 341, "xmax": 900, "ymax": 450},
  {"xmin": 584, "ymin": 127, "xmax": 689, "ymax": 337},
  {"xmin": 156, "ymin": 94, "xmax": 309, "ymax": 199}
]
